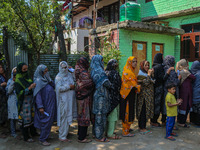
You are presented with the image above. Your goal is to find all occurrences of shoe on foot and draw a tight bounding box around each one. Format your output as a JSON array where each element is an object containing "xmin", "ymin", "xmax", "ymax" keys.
[{"xmin": 40, "ymin": 141, "xmax": 51, "ymax": 146}]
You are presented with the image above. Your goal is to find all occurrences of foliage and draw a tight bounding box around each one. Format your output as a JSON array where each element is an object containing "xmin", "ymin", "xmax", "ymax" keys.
[{"xmin": 98, "ymin": 38, "xmax": 122, "ymax": 69}]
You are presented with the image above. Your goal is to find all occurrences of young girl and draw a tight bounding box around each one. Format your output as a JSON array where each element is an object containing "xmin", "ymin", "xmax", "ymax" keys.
[
  {"xmin": 176, "ymin": 59, "xmax": 195, "ymax": 127},
  {"xmin": 120, "ymin": 56, "xmax": 140, "ymax": 137},
  {"xmin": 6, "ymin": 67, "xmax": 18, "ymax": 138},
  {"xmin": 137, "ymin": 60, "xmax": 154, "ymax": 134}
]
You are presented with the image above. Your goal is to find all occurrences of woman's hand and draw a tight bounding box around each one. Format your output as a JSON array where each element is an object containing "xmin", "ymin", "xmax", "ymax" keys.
[
  {"xmin": 39, "ymin": 108, "xmax": 44, "ymax": 114},
  {"xmin": 167, "ymin": 67, "xmax": 174, "ymax": 74},
  {"xmin": 28, "ymin": 83, "xmax": 36, "ymax": 90},
  {"xmin": 178, "ymin": 75, "xmax": 182, "ymax": 80},
  {"xmin": 148, "ymin": 69, "xmax": 153, "ymax": 76},
  {"xmin": 1, "ymin": 82, "xmax": 7, "ymax": 87},
  {"xmin": 70, "ymin": 85, "xmax": 75, "ymax": 90}
]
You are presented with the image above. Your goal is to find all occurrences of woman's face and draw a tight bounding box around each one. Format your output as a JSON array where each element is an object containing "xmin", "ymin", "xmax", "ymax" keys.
[
  {"xmin": 132, "ymin": 58, "xmax": 137, "ymax": 69},
  {"xmin": 13, "ymin": 68, "xmax": 17, "ymax": 74},
  {"xmin": 22, "ymin": 65, "xmax": 28, "ymax": 73},
  {"xmin": 144, "ymin": 61, "xmax": 150, "ymax": 72},
  {"xmin": 0, "ymin": 65, "xmax": 4, "ymax": 74},
  {"xmin": 43, "ymin": 68, "xmax": 48, "ymax": 75}
]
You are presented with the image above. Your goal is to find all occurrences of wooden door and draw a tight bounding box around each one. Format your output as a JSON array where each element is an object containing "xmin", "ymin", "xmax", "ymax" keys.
[
  {"xmin": 152, "ymin": 43, "xmax": 164, "ymax": 63},
  {"xmin": 132, "ymin": 41, "xmax": 147, "ymax": 75}
]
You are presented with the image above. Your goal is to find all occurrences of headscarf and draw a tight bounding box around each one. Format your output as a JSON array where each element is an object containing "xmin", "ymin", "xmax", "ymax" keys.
[
  {"xmin": 105, "ymin": 59, "xmax": 118, "ymax": 71},
  {"xmin": 33, "ymin": 64, "xmax": 52, "ymax": 97},
  {"xmin": 55, "ymin": 61, "xmax": 69, "ymax": 85},
  {"xmin": 15, "ymin": 62, "xmax": 33, "ymax": 111},
  {"xmin": 139, "ymin": 60, "xmax": 149, "ymax": 74},
  {"xmin": 90, "ymin": 55, "xmax": 109, "ymax": 89},
  {"xmin": 105, "ymin": 59, "xmax": 122, "ymax": 114},
  {"xmin": 6, "ymin": 67, "xmax": 17, "ymax": 95},
  {"xmin": 164, "ymin": 55, "xmax": 175, "ymax": 70},
  {"xmin": 191, "ymin": 60, "xmax": 200, "ymax": 75},
  {"xmin": 120, "ymin": 56, "xmax": 140, "ymax": 99},
  {"xmin": 153, "ymin": 53, "xmax": 163, "ymax": 66},
  {"xmin": 176, "ymin": 59, "xmax": 191, "ymax": 84},
  {"xmin": 75, "ymin": 57, "xmax": 94, "ymax": 100}
]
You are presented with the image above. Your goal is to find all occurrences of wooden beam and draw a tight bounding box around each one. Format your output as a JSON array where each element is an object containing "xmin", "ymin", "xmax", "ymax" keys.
[{"xmin": 93, "ymin": 0, "xmax": 96, "ymax": 29}]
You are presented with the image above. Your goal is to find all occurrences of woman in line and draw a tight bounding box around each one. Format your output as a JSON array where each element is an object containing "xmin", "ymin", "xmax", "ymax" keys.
[
  {"xmin": 105, "ymin": 59, "xmax": 121, "ymax": 140},
  {"xmin": 75, "ymin": 57, "xmax": 94, "ymax": 143},
  {"xmin": 55, "ymin": 61, "xmax": 77, "ymax": 142},
  {"xmin": 151, "ymin": 53, "xmax": 165, "ymax": 127},
  {"xmin": 90, "ymin": 55, "xmax": 111, "ymax": 142},
  {"xmin": 6, "ymin": 67, "xmax": 18, "ymax": 138},
  {"xmin": 163, "ymin": 56, "xmax": 181, "ymax": 126},
  {"xmin": 33, "ymin": 65, "xmax": 57, "ymax": 146},
  {"xmin": 190, "ymin": 61, "xmax": 200, "ymax": 126},
  {"xmin": 176, "ymin": 59, "xmax": 195, "ymax": 128},
  {"xmin": 15, "ymin": 62, "xmax": 37, "ymax": 142},
  {"xmin": 137, "ymin": 60, "xmax": 154, "ymax": 134},
  {"xmin": 0, "ymin": 63, "xmax": 7, "ymax": 138},
  {"xmin": 120, "ymin": 56, "xmax": 140, "ymax": 137}
]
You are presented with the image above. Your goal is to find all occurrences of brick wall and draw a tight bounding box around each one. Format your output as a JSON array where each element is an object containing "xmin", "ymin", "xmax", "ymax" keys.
[{"xmin": 137, "ymin": 0, "xmax": 200, "ymax": 18}]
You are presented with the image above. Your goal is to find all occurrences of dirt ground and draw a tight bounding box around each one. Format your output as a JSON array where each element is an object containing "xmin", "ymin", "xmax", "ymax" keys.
[{"xmin": 0, "ymin": 119, "xmax": 200, "ymax": 150}]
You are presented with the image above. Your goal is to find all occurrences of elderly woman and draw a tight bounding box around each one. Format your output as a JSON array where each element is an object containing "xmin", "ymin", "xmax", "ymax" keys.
[
  {"xmin": 6, "ymin": 67, "xmax": 18, "ymax": 138},
  {"xmin": 137, "ymin": 60, "xmax": 154, "ymax": 134},
  {"xmin": 90, "ymin": 55, "xmax": 111, "ymax": 142},
  {"xmin": 33, "ymin": 65, "xmax": 57, "ymax": 146},
  {"xmin": 105, "ymin": 59, "xmax": 121, "ymax": 140},
  {"xmin": 75, "ymin": 57, "xmax": 94, "ymax": 143},
  {"xmin": 55, "ymin": 61, "xmax": 77, "ymax": 142},
  {"xmin": 15, "ymin": 62, "xmax": 37, "ymax": 142},
  {"xmin": 0, "ymin": 63, "xmax": 7, "ymax": 138},
  {"xmin": 120, "ymin": 56, "xmax": 140, "ymax": 137},
  {"xmin": 176, "ymin": 59, "xmax": 195, "ymax": 128}
]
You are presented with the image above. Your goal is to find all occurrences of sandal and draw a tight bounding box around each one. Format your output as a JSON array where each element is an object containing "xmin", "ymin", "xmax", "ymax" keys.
[
  {"xmin": 178, "ymin": 124, "xmax": 190, "ymax": 128},
  {"xmin": 140, "ymin": 130, "xmax": 152, "ymax": 135},
  {"xmin": 171, "ymin": 132, "xmax": 178, "ymax": 137},
  {"xmin": 107, "ymin": 134, "xmax": 121, "ymax": 140},
  {"xmin": 59, "ymin": 139, "xmax": 72, "ymax": 142},
  {"xmin": 78, "ymin": 139, "xmax": 92, "ymax": 143},
  {"xmin": 151, "ymin": 122, "xmax": 161, "ymax": 128},
  {"xmin": 40, "ymin": 141, "xmax": 51, "ymax": 146},
  {"xmin": 95, "ymin": 137, "xmax": 110, "ymax": 142},
  {"xmin": 26, "ymin": 138, "xmax": 35, "ymax": 143},
  {"xmin": 165, "ymin": 136, "xmax": 176, "ymax": 141},
  {"xmin": 122, "ymin": 133, "xmax": 135, "ymax": 137}
]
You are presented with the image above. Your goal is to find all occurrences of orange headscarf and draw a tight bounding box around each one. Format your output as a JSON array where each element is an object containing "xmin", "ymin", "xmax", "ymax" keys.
[{"xmin": 120, "ymin": 56, "xmax": 140, "ymax": 99}]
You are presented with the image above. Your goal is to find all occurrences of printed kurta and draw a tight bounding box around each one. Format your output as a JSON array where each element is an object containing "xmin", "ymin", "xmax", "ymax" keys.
[{"xmin": 0, "ymin": 74, "xmax": 7, "ymax": 124}]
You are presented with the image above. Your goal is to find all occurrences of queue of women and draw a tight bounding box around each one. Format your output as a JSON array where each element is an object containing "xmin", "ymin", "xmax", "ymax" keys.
[{"xmin": 0, "ymin": 53, "xmax": 200, "ymax": 145}]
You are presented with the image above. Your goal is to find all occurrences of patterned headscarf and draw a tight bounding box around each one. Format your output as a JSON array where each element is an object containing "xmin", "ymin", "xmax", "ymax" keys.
[
  {"xmin": 90, "ymin": 55, "xmax": 108, "ymax": 89},
  {"xmin": 75, "ymin": 57, "xmax": 89, "ymax": 79},
  {"xmin": 140, "ymin": 60, "xmax": 149, "ymax": 74},
  {"xmin": 6, "ymin": 67, "xmax": 17, "ymax": 95},
  {"xmin": 191, "ymin": 60, "xmax": 200, "ymax": 75},
  {"xmin": 120, "ymin": 56, "xmax": 140, "ymax": 99},
  {"xmin": 33, "ymin": 64, "xmax": 52, "ymax": 97},
  {"xmin": 176, "ymin": 59, "xmax": 190, "ymax": 84},
  {"xmin": 164, "ymin": 55, "xmax": 175, "ymax": 70},
  {"xmin": 153, "ymin": 53, "xmax": 163, "ymax": 67}
]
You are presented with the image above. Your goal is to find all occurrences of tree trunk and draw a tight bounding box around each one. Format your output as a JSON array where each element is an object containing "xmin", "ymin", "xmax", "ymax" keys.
[
  {"xmin": 54, "ymin": 1, "xmax": 67, "ymax": 61},
  {"xmin": 3, "ymin": 27, "xmax": 11, "ymax": 78}
]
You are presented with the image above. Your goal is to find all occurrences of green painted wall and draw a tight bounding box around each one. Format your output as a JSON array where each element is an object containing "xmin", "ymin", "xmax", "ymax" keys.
[
  {"xmin": 137, "ymin": 0, "xmax": 200, "ymax": 19},
  {"xmin": 119, "ymin": 29, "xmax": 175, "ymax": 73}
]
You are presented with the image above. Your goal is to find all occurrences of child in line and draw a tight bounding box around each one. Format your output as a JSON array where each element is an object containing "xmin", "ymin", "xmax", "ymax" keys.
[{"xmin": 165, "ymin": 83, "xmax": 182, "ymax": 141}]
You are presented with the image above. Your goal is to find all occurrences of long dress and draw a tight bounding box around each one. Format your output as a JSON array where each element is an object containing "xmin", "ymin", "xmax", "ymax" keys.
[
  {"xmin": 151, "ymin": 53, "xmax": 165, "ymax": 123},
  {"xmin": 90, "ymin": 55, "xmax": 111, "ymax": 140},
  {"xmin": 0, "ymin": 74, "xmax": 7, "ymax": 124},
  {"xmin": 75, "ymin": 57, "xmax": 94, "ymax": 141},
  {"xmin": 55, "ymin": 61, "xmax": 77, "ymax": 140},
  {"xmin": 34, "ymin": 83, "xmax": 56, "ymax": 142},
  {"xmin": 105, "ymin": 59, "xmax": 121, "ymax": 137},
  {"xmin": 137, "ymin": 71, "xmax": 154, "ymax": 129}
]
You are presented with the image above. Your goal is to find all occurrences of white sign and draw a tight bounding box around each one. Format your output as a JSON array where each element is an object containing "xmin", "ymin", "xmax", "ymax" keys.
[
  {"xmin": 155, "ymin": 45, "xmax": 160, "ymax": 51},
  {"xmin": 137, "ymin": 44, "xmax": 143, "ymax": 50}
]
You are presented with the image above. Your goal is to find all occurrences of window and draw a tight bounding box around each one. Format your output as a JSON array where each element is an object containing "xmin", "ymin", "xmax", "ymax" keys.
[
  {"xmin": 84, "ymin": 37, "xmax": 89, "ymax": 52},
  {"xmin": 146, "ymin": 0, "xmax": 153, "ymax": 3},
  {"xmin": 97, "ymin": 2, "xmax": 119, "ymax": 24},
  {"xmin": 181, "ymin": 23, "xmax": 200, "ymax": 61}
]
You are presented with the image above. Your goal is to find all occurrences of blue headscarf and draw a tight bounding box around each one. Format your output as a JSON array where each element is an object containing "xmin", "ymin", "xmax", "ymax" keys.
[
  {"xmin": 90, "ymin": 55, "xmax": 109, "ymax": 89},
  {"xmin": 191, "ymin": 61, "xmax": 200, "ymax": 75},
  {"xmin": 33, "ymin": 64, "xmax": 51, "ymax": 97}
]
